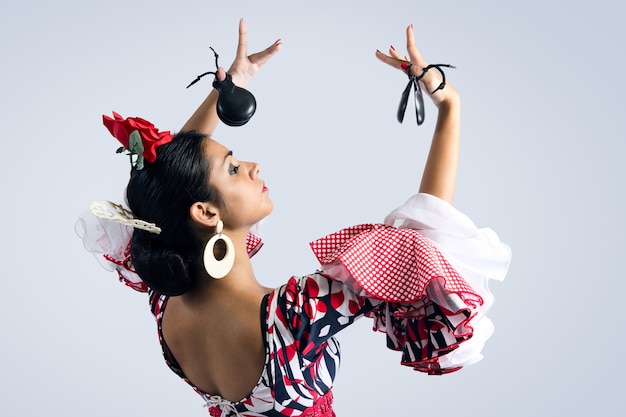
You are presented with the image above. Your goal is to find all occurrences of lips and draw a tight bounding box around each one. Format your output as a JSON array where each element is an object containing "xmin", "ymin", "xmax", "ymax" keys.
[{"xmin": 262, "ymin": 182, "xmax": 269, "ymax": 192}]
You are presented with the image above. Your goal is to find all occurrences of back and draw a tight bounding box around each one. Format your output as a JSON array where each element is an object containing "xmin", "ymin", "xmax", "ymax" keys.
[{"xmin": 159, "ymin": 290, "xmax": 267, "ymax": 402}]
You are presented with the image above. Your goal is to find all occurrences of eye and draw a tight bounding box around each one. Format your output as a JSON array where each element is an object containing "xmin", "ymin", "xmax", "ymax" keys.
[{"xmin": 228, "ymin": 163, "xmax": 240, "ymax": 175}]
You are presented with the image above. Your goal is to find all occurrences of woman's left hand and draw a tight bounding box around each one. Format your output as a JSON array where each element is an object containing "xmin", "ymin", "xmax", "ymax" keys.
[{"xmin": 375, "ymin": 25, "xmax": 458, "ymax": 109}]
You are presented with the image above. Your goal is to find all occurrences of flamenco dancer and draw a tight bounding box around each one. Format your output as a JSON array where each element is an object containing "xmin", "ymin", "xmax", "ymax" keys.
[{"xmin": 77, "ymin": 20, "xmax": 511, "ymax": 417}]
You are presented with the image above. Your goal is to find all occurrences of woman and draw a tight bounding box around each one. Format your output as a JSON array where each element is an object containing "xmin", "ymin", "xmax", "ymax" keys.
[{"xmin": 78, "ymin": 20, "xmax": 510, "ymax": 417}]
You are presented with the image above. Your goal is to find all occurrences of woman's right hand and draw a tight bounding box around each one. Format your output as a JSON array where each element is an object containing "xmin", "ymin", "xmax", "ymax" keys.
[
  {"xmin": 220, "ymin": 19, "xmax": 282, "ymax": 88},
  {"xmin": 181, "ymin": 19, "xmax": 280, "ymax": 134}
]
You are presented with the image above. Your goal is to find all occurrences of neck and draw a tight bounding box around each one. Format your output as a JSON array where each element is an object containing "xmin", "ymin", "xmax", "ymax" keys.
[{"xmin": 185, "ymin": 229, "xmax": 270, "ymax": 302}]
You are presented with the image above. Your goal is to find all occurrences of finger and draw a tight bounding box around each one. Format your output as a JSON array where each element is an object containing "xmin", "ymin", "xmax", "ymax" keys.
[
  {"xmin": 249, "ymin": 39, "xmax": 282, "ymax": 66},
  {"xmin": 405, "ymin": 25, "xmax": 416, "ymax": 55},
  {"xmin": 375, "ymin": 49, "xmax": 406, "ymax": 71},
  {"xmin": 405, "ymin": 24, "xmax": 426, "ymax": 67},
  {"xmin": 235, "ymin": 18, "xmax": 248, "ymax": 59},
  {"xmin": 404, "ymin": 26, "xmax": 448, "ymax": 95},
  {"xmin": 388, "ymin": 45, "xmax": 405, "ymax": 61}
]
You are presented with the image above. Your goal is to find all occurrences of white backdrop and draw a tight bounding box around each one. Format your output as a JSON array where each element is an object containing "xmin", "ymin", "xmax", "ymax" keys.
[{"xmin": 1, "ymin": 1, "xmax": 624, "ymax": 416}]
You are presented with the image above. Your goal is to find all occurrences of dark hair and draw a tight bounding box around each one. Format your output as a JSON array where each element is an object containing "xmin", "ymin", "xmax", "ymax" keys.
[{"xmin": 126, "ymin": 130, "xmax": 222, "ymax": 296}]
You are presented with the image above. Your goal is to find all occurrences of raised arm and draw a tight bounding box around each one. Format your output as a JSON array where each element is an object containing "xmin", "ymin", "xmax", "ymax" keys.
[
  {"xmin": 376, "ymin": 25, "xmax": 460, "ymax": 204},
  {"xmin": 181, "ymin": 19, "xmax": 282, "ymax": 134}
]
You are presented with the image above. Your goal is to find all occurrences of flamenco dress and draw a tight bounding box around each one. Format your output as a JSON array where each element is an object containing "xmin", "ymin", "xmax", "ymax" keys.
[{"xmin": 76, "ymin": 192, "xmax": 511, "ymax": 417}]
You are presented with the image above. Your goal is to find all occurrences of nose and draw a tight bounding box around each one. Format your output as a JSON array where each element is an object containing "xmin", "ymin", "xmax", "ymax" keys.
[{"xmin": 248, "ymin": 162, "xmax": 260, "ymax": 179}]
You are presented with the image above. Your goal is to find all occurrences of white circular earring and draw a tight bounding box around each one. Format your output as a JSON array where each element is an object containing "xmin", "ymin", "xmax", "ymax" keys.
[{"xmin": 203, "ymin": 220, "xmax": 234, "ymax": 279}]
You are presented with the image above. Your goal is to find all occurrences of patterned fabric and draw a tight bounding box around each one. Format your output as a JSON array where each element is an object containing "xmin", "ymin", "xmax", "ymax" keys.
[
  {"xmin": 311, "ymin": 223, "xmax": 481, "ymax": 305},
  {"xmin": 300, "ymin": 391, "xmax": 335, "ymax": 417},
  {"xmin": 311, "ymin": 223, "xmax": 485, "ymax": 375}
]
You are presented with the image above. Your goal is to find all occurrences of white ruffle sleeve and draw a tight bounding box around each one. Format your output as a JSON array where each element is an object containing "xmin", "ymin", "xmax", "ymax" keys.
[{"xmin": 384, "ymin": 193, "xmax": 511, "ymax": 369}]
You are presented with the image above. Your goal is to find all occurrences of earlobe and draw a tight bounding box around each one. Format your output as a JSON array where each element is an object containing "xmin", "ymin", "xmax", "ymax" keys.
[{"xmin": 189, "ymin": 202, "xmax": 219, "ymax": 228}]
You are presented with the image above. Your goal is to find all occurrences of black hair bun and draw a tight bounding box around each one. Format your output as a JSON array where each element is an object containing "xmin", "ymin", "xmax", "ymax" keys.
[{"xmin": 130, "ymin": 231, "xmax": 197, "ymax": 296}]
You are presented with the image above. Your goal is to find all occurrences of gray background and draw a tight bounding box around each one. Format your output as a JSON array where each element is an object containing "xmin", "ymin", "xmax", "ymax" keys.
[{"xmin": 1, "ymin": 0, "xmax": 624, "ymax": 416}]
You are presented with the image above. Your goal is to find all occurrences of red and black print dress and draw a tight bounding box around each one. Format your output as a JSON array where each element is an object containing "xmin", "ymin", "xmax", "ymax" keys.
[{"xmin": 77, "ymin": 193, "xmax": 511, "ymax": 417}]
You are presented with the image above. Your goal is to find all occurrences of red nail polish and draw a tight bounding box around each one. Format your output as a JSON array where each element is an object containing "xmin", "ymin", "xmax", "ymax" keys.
[
  {"xmin": 390, "ymin": 45, "xmax": 396, "ymax": 50},
  {"xmin": 401, "ymin": 63, "xmax": 409, "ymax": 70}
]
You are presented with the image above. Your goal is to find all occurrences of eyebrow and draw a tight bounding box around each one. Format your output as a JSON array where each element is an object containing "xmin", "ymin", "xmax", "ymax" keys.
[{"xmin": 223, "ymin": 150, "xmax": 233, "ymax": 164}]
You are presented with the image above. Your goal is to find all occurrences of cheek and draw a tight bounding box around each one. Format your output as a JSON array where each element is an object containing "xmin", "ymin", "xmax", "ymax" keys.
[{"xmin": 223, "ymin": 190, "xmax": 254, "ymax": 215}]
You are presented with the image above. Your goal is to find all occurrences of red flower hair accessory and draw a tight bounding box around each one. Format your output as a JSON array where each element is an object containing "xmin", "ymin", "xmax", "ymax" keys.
[{"xmin": 102, "ymin": 111, "xmax": 173, "ymax": 169}]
